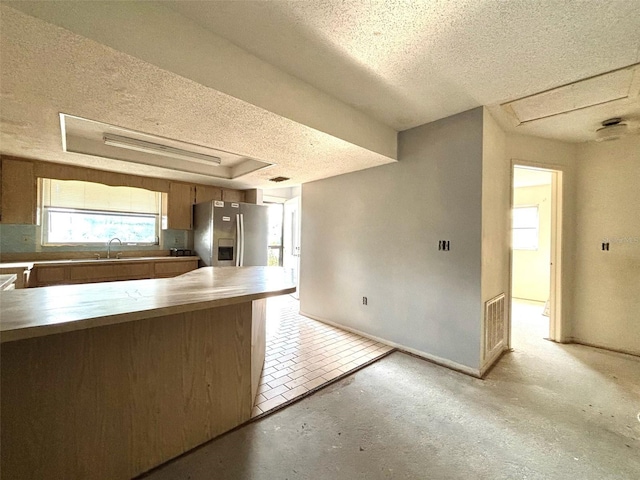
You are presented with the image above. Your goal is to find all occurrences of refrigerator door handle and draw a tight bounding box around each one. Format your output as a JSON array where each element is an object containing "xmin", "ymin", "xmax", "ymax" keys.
[
  {"xmin": 235, "ymin": 214, "xmax": 241, "ymax": 267},
  {"xmin": 239, "ymin": 214, "xmax": 245, "ymax": 266}
]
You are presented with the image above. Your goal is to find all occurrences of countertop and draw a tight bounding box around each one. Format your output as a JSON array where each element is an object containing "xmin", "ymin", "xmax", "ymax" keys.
[
  {"xmin": 0, "ymin": 262, "xmax": 34, "ymax": 270},
  {"xmin": 0, "ymin": 256, "xmax": 199, "ymax": 268},
  {"xmin": 0, "ymin": 256, "xmax": 199, "ymax": 272},
  {"xmin": 0, "ymin": 266, "xmax": 296, "ymax": 343},
  {"xmin": 0, "ymin": 274, "xmax": 17, "ymax": 290}
]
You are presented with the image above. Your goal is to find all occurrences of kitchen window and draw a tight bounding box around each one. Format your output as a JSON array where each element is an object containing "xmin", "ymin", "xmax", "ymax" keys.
[
  {"xmin": 41, "ymin": 178, "xmax": 161, "ymax": 245},
  {"xmin": 512, "ymin": 206, "xmax": 539, "ymax": 250}
]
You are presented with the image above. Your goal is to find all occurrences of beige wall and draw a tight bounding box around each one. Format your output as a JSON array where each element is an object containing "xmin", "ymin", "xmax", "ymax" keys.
[
  {"xmin": 300, "ymin": 108, "xmax": 485, "ymax": 372},
  {"xmin": 506, "ymin": 134, "xmax": 639, "ymax": 355},
  {"xmin": 480, "ymin": 109, "xmax": 510, "ymax": 366},
  {"xmin": 512, "ymin": 183, "xmax": 552, "ymax": 302},
  {"xmin": 573, "ymin": 136, "xmax": 640, "ymax": 355}
]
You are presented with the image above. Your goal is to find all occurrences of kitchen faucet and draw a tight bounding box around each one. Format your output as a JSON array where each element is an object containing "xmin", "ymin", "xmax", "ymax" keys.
[{"xmin": 107, "ymin": 237, "xmax": 122, "ymax": 259}]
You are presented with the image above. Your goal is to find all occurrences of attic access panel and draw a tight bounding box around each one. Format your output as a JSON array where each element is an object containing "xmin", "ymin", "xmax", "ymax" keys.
[
  {"xmin": 501, "ymin": 64, "xmax": 640, "ymax": 125},
  {"xmin": 60, "ymin": 114, "xmax": 273, "ymax": 180}
]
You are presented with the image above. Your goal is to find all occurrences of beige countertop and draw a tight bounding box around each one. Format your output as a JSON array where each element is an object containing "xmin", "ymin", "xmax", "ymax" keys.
[
  {"xmin": 0, "ymin": 262, "xmax": 34, "ymax": 270},
  {"xmin": 0, "ymin": 266, "xmax": 296, "ymax": 343},
  {"xmin": 0, "ymin": 256, "xmax": 198, "ymax": 270},
  {"xmin": 0, "ymin": 274, "xmax": 17, "ymax": 290},
  {"xmin": 18, "ymin": 256, "xmax": 198, "ymax": 267}
]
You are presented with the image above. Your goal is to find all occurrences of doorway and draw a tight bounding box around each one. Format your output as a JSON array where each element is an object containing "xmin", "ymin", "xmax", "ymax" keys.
[
  {"xmin": 283, "ymin": 196, "xmax": 301, "ymax": 299},
  {"xmin": 510, "ymin": 164, "xmax": 563, "ymax": 348}
]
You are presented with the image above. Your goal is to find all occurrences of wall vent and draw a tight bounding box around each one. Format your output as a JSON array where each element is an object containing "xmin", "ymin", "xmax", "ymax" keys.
[{"xmin": 483, "ymin": 293, "xmax": 506, "ymax": 362}]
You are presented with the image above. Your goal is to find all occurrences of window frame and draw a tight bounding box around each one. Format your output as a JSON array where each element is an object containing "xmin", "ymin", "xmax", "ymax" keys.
[
  {"xmin": 512, "ymin": 205, "xmax": 539, "ymax": 251},
  {"xmin": 39, "ymin": 178, "xmax": 162, "ymax": 247}
]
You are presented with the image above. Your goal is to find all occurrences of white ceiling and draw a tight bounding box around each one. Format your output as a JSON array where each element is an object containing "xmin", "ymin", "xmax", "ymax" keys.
[{"xmin": 2, "ymin": 1, "xmax": 640, "ymax": 189}]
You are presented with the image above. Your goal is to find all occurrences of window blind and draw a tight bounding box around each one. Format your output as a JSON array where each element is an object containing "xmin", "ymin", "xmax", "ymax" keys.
[{"xmin": 42, "ymin": 179, "xmax": 160, "ymax": 214}]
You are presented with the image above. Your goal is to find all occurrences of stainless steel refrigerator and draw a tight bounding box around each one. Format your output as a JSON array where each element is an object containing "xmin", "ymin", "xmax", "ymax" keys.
[{"xmin": 193, "ymin": 200, "xmax": 269, "ymax": 267}]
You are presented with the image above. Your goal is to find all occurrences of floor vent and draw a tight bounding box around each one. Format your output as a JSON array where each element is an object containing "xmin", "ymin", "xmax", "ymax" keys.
[{"xmin": 484, "ymin": 293, "xmax": 506, "ymax": 362}]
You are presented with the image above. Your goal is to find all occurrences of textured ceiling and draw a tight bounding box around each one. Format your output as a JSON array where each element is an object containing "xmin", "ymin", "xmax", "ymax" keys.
[
  {"xmin": 162, "ymin": 0, "xmax": 640, "ymax": 138},
  {"xmin": 2, "ymin": 1, "xmax": 640, "ymax": 190},
  {"xmin": 0, "ymin": 5, "xmax": 393, "ymax": 189}
]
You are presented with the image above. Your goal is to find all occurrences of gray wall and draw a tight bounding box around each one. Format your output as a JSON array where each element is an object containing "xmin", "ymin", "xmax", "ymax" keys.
[{"xmin": 300, "ymin": 108, "xmax": 484, "ymax": 370}]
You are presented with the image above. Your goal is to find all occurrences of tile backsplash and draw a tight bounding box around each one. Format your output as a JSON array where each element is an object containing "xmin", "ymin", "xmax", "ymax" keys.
[
  {"xmin": 0, "ymin": 224, "xmax": 192, "ymax": 254},
  {"xmin": 0, "ymin": 224, "xmax": 38, "ymax": 253}
]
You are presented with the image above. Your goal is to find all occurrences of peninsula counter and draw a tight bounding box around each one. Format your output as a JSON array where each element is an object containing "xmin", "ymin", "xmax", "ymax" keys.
[{"xmin": 0, "ymin": 266, "xmax": 296, "ymax": 480}]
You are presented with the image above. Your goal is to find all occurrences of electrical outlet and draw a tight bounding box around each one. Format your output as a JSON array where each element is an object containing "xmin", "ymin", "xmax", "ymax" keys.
[
  {"xmin": 362, "ymin": 296, "xmax": 368, "ymax": 306},
  {"xmin": 438, "ymin": 240, "xmax": 450, "ymax": 251}
]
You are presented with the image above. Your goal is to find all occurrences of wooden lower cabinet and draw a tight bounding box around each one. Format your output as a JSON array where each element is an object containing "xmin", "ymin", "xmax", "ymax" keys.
[
  {"xmin": 153, "ymin": 260, "xmax": 198, "ymax": 278},
  {"xmin": 69, "ymin": 263, "xmax": 152, "ymax": 283},
  {"xmin": 1, "ymin": 302, "xmax": 257, "ymax": 480},
  {"xmin": 251, "ymin": 298, "xmax": 267, "ymax": 401},
  {"xmin": 32, "ymin": 266, "xmax": 66, "ymax": 285},
  {"xmin": 30, "ymin": 259, "xmax": 198, "ymax": 287}
]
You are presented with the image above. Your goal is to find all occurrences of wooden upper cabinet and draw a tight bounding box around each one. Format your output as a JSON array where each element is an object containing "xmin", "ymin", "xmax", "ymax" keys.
[
  {"xmin": 1, "ymin": 159, "xmax": 36, "ymax": 224},
  {"xmin": 0, "ymin": 157, "xmax": 247, "ymax": 230},
  {"xmin": 165, "ymin": 182, "xmax": 195, "ymax": 230},
  {"xmin": 195, "ymin": 185, "xmax": 222, "ymax": 204},
  {"xmin": 222, "ymin": 189, "xmax": 245, "ymax": 203}
]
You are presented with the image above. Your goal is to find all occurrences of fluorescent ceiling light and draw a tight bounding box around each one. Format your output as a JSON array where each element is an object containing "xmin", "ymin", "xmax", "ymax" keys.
[{"xmin": 103, "ymin": 134, "xmax": 221, "ymax": 165}]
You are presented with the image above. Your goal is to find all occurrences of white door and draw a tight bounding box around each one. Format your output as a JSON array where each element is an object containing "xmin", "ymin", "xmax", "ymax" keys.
[{"xmin": 283, "ymin": 196, "xmax": 301, "ymax": 299}]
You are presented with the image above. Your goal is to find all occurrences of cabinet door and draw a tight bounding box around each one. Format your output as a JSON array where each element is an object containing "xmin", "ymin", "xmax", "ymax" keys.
[
  {"xmin": 166, "ymin": 183, "xmax": 195, "ymax": 230},
  {"xmin": 222, "ymin": 189, "xmax": 245, "ymax": 203},
  {"xmin": 195, "ymin": 185, "xmax": 222, "ymax": 204},
  {"xmin": 1, "ymin": 159, "xmax": 36, "ymax": 224},
  {"xmin": 34, "ymin": 266, "xmax": 68, "ymax": 286}
]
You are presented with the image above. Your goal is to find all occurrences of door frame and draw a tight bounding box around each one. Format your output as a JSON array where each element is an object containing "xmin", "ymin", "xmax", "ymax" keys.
[
  {"xmin": 283, "ymin": 196, "xmax": 301, "ymax": 299},
  {"xmin": 509, "ymin": 160, "xmax": 564, "ymax": 345}
]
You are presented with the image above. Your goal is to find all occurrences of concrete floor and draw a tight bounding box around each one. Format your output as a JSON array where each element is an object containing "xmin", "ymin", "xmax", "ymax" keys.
[{"xmin": 144, "ymin": 303, "xmax": 640, "ymax": 479}]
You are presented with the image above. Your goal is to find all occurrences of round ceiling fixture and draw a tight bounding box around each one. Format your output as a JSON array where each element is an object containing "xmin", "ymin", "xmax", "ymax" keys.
[{"xmin": 595, "ymin": 117, "xmax": 628, "ymax": 142}]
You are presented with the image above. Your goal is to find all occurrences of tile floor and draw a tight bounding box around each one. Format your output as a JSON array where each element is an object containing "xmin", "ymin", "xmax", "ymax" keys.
[{"xmin": 252, "ymin": 295, "xmax": 394, "ymax": 417}]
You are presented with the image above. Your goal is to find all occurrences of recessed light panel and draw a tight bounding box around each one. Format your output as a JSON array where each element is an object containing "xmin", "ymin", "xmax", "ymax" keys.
[{"xmin": 60, "ymin": 114, "xmax": 273, "ymax": 179}]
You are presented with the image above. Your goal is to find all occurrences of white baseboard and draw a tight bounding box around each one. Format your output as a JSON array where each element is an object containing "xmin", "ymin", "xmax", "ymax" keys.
[
  {"xmin": 300, "ymin": 310, "xmax": 482, "ymax": 378},
  {"xmin": 567, "ymin": 337, "xmax": 640, "ymax": 358},
  {"xmin": 480, "ymin": 346, "xmax": 509, "ymax": 377}
]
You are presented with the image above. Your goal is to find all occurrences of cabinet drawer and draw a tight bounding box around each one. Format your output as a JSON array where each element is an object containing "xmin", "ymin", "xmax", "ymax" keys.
[
  {"xmin": 154, "ymin": 260, "xmax": 198, "ymax": 278},
  {"xmin": 69, "ymin": 263, "xmax": 153, "ymax": 282}
]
